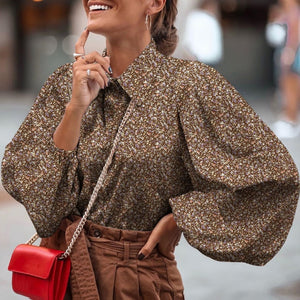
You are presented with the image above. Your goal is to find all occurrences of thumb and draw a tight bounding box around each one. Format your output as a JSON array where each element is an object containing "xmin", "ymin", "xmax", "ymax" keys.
[{"xmin": 138, "ymin": 236, "xmax": 158, "ymax": 261}]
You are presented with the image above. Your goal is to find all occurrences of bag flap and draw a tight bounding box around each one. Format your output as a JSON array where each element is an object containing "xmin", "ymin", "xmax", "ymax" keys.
[{"xmin": 8, "ymin": 244, "xmax": 65, "ymax": 279}]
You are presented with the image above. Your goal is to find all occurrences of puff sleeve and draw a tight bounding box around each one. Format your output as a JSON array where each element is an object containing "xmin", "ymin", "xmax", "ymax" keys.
[
  {"xmin": 169, "ymin": 63, "xmax": 299, "ymax": 266},
  {"xmin": 1, "ymin": 63, "xmax": 80, "ymax": 237}
]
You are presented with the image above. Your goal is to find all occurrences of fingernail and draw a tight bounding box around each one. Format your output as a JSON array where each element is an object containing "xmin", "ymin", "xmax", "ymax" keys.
[
  {"xmin": 84, "ymin": 26, "xmax": 87, "ymax": 30},
  {"xmin": 108, "ymin": 66, "xmax": 112, "ymax": 74},
  {"xmin": 138, "ymin": 253, "xmax": 145, "ymax": 261}
]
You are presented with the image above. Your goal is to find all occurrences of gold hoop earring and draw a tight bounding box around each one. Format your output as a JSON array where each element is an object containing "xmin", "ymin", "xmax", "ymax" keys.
[{"xmin": 145, "ymin": 14, "xmax": 151, "ymax": 31}]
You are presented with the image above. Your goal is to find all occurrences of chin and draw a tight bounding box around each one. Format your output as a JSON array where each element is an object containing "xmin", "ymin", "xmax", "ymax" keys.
[{"xmin": 87, "ymin": 22, "xmax": 108, "ymax": 35}]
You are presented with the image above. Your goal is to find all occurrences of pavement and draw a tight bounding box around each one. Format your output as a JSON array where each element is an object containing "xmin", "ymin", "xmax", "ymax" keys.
[{"xmin": 0, "ymin": 90, "xmax": 299, "ymax": 300}]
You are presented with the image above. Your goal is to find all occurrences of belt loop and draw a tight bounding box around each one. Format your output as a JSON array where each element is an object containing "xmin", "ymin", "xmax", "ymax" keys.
[
  {"xmin": 84, "ymin": 220, "xmax": 91, "ymax": 236},
  {"xmin": 124, "ymin": 242, "xmax": 130, "ymax": 260}
]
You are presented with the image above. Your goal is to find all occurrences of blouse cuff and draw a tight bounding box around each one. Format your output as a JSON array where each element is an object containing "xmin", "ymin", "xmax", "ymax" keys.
[{"xmin": 168, "ymin": 185, "xmax": 298, "ymax": 266}]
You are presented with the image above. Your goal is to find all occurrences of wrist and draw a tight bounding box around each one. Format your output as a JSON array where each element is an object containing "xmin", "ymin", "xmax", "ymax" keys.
[
  {"xmin": 66, "ymin": 101, "xmax": 87, "ymax": 117},
  {"xmin": 168, "ymin": 213, "xmax": 180, "ymax": 231}
]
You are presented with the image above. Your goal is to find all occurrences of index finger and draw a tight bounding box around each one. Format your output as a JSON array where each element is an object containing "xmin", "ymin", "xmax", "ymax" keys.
[{"xmin": 75, "ymin": 29, "xmax": 89, "ymax": 54}]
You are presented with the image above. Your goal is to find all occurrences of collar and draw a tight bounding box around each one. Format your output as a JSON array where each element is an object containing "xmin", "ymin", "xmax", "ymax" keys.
[{"xmin": 111, "ymin": 39, "xmax": 166, "ymax": 106}]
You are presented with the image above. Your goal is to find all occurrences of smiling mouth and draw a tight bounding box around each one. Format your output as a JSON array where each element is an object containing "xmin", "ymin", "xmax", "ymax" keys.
[{"xmin": 89, "ymin": 4, "xmax": 112, "ymax": 12}]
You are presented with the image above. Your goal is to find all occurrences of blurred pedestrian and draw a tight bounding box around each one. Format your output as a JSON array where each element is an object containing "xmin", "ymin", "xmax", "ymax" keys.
[
  {"xmin": 1, "ymin": 0, "xmax": 299, "ymax": 299},
  {"xmin": 183, "ymin": 0, "xmax": 223, "ymax": 66},
  {"xmin": 266, "ymin": 4, "xmax": 286, "ymax": 84},
  {"xmin": 270, "ymin": 0, "xmax": 300, "ymax": 138}
]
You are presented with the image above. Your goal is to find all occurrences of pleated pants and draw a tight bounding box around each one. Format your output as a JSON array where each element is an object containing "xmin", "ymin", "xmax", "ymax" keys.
[{"xmin": 41, "ymin": 217, "xmax": 185, "ymax": 300}]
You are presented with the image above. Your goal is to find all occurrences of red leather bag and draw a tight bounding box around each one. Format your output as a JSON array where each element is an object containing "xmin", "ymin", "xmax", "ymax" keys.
[{"xmin": 8, "ymin": 243, "xmax": 71, "ymax": 300}]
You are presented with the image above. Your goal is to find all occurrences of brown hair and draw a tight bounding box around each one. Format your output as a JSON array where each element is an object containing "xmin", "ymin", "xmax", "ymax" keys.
[{"xmin": 151, "ymin": 0, "xmax": 178, "ymax": 56}]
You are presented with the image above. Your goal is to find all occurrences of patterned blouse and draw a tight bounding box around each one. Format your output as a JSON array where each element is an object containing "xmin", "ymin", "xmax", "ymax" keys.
[{"xmin": 2, "ymin": 40, "xmax": 299, "ymax": 266}]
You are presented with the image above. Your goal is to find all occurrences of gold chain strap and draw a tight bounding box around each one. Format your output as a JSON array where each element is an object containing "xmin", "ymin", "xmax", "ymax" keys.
[{"xmin": 26, "ymin": 233, "xmax": 39, "ymax": 245}]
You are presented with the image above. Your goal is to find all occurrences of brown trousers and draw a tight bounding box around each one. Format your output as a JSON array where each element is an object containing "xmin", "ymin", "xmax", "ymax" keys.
[{"xmin": 40, "ymin": 217, "xmax": 185, "ymax": 300}]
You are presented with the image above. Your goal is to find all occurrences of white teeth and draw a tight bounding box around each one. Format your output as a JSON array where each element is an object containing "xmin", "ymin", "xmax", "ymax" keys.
[{"xmin": 89, "ymin": 4, "xmax": 111, "ymax": 11}]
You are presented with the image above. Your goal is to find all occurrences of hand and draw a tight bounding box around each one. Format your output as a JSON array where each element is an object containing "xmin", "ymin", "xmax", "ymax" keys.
[
  {"xmin": 70, "ymin": 29, "xmax": 111, "ymax": 112},
  {"xmin": 138, "ymin": 213, "xmax": 182, "ymax": 260}
]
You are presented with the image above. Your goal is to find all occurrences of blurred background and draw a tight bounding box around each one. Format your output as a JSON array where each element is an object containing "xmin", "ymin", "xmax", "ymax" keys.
[{"xmin": 0, "ymin": 0, "xmax": 299, "ymax": 299}]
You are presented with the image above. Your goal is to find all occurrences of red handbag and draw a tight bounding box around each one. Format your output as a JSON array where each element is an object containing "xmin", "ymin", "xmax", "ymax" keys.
[
  {"xmin": 8, "ymin": 243, "xmax": 71, "ymax": 300},
  {"xmin": 7, "ymin": 89, "xmax": 137, "ymax": 299}
]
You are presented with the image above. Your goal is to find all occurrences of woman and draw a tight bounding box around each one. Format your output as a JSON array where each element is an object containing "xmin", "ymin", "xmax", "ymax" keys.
[{"xmin": 2, "ymin": 0, "xmax": 299, "ymax": 299}]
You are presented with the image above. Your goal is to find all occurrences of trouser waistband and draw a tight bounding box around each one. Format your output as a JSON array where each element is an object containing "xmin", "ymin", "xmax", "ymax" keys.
[
  {"xmin": 85, "ymin": 221, "xmax": 152, "ymax": 242},
  {"xmin": 85, "ymin": 220, "xmax": 155, "ymax": 260}
]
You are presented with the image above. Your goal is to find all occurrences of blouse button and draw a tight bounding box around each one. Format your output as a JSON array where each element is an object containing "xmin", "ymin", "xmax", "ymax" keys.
[{"xmin": 94, "ymin": 230, "xmax": 102, "ymax": 238}]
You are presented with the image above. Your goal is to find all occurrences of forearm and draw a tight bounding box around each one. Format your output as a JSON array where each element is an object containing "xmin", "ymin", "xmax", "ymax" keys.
[
  {"xmin": 54, "ymin": 29, "xmax": 110, "ymax": 152},
  {"xmin": 53, "ymin": 102, "xmax": 85, "ymax": 151}
]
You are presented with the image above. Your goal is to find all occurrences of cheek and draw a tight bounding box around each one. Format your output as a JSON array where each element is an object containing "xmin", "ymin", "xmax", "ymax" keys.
[{"xmin": 120, "ymin": 8, "xmax": 145, "ymax": 26}]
